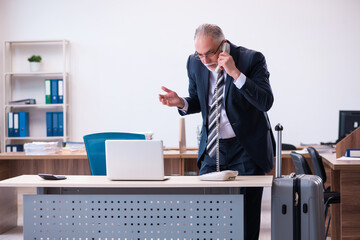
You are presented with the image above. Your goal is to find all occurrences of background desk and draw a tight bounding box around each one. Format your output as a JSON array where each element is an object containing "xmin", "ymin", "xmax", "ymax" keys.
[
  {"xmin": 0, "ymin": 151, "xmax": 184, "ymax": 179},
  {"xmin": 0, "ymin": 150, "xmax": 306, "ymax": 180},
  {"xmin": 321, "ymin": 153, "xmax": 360, "ymax": 240},
  {"xmin": 0, "ymin": 175, "xmax": 273, "ymax": 238}
]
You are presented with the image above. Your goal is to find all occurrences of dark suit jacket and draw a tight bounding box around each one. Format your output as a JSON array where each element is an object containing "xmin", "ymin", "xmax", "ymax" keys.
[{"xmin": 179, "ymin": 41, "xmax": 275, "ymax": 173}]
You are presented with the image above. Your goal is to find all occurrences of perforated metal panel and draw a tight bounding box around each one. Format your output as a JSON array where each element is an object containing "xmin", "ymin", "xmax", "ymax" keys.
[{"xmin": 24, "ymin": 194, "xmax": 243, "ymax": 240}]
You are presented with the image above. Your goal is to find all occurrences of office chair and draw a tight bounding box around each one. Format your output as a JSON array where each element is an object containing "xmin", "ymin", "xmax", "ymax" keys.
[
  {"xmin": 83, "ymin": 132, "xmax": 146, "ymax": 175},
  {"xmin": 290, "ymin": 152, "xmax": 312, "ymax": 174},
  {"xmin": 306, "ymin": 147, "xmax": 341, "ymax": 236},
  {"xmin": 282, "ymin": 143, "xmax": 297, "ymax": 150},
  {"xmin": 290, "ymin": 151, "xmax": 340, "ymax": 238},
  {"xmin": 306, "ymin": 147, "xmax": 330, "ymax": 190}
]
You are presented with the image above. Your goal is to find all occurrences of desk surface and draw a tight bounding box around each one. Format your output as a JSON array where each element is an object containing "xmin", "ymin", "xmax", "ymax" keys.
[
  {"xmin": 321, "ymin": 152, "xmax": 360, "ymax": 170},
  {"xmin": 0, "ymin": 175, "xmax": 273, "ymax": 188}
]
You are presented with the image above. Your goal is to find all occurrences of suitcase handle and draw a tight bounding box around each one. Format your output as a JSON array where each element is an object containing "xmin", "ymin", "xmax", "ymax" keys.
[
  {"xmin": 275, "ymin": 124, "xmax": 283, "ymax": 178},
  {"xmin": 275, "ymin": 124, "xmax": 283, "ymax": 132}
]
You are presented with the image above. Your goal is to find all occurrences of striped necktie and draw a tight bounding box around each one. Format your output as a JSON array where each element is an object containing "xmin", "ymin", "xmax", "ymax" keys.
[{"xmin": 206, "ymin": 71, "xmax": 225, "ymax": 158}]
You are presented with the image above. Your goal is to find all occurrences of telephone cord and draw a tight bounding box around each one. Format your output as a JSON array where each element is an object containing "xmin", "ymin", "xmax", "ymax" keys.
[{"xmin": 215, "ymin": 74, "xmax": 220, "ymax": 172}]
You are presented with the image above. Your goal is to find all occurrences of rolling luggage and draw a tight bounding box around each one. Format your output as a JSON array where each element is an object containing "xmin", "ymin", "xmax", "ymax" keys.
[{"xmin": 271, "ymin": 124, "xmax": 325, "ymax": 240}]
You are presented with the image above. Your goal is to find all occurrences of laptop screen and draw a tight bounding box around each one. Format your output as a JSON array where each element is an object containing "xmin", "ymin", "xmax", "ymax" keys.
[{"xmin": 105, "ymin": 140, "xmax": 165, "ymax": 180}]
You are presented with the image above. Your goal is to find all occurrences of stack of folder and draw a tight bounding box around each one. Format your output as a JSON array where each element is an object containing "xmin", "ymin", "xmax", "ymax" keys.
[
  {"xmin": 24, "ymin": 142, "xmax": 60, "ymax": 155},
  {"xmin": 45, "ymin": 79, "xmax": 63, "ymax": 104},
  {"xmin": 46, "ymin": 112, "xmax": 64, "ymax": 136},
  {"xmin": 7, "ymin": 112, "xmax": 30, "ymax": 137}
]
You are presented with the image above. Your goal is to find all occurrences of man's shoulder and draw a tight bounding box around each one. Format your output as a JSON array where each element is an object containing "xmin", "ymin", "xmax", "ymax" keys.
[
  {"xmin": 187, "ymin": 54, "xmax": 205, "ymax": 71},
  {"xmin": 230, "ymin": 43, "xmax": 262, "ymax": 58},
  {"xmin": 231, "ymin": 44, "xmax": 266, "ymax": 68}
]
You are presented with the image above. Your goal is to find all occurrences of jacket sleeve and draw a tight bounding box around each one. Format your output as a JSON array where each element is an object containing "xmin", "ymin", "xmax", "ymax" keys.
[
  {"xmin": 178, "ymin": 56, "xmax": 201, "ymax": 116},
  {"xmin": 238, "ymin": 52, "xmax": 274, "ymax": 112}
]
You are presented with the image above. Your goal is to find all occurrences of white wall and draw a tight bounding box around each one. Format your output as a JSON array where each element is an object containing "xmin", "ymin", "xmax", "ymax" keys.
[{"xmin": 1, "ymin": 0, "xmax": 360, "ymax": 147}]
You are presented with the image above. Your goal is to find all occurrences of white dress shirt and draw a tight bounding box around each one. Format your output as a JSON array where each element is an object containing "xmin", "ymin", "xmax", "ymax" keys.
[{"xmin": 180, "ymin": 70, "xmax": 247, "ymax": 139}]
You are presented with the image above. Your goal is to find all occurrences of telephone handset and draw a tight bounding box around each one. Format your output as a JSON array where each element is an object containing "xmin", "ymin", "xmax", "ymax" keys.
[{"xmin": 214, "ymin": 42, "xmax": 230, "ymax": 73}]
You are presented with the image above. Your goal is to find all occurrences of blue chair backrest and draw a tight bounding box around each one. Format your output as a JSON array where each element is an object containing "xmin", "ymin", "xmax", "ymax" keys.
[{"xmin": 83, "ymin": 132, "xmax": 146, "ymax": 175}]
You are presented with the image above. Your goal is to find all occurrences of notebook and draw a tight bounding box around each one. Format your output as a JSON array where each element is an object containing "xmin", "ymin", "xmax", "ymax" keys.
[{"xmin": 105, "ymin": 140, "xmax": 166, "ymax": 180}]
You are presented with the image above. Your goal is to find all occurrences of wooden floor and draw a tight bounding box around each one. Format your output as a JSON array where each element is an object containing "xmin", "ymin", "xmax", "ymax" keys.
[{"xmin": 0, "ymin": 187, "xmax": 329, "ymax": 240}]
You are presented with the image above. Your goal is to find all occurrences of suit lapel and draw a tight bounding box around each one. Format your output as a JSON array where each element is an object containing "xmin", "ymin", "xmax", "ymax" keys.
[
  {"xmin": 200, "ymin": 65, "xmax": 210, "ymax": 116},
  {"xmin": 224, "ymin": 73, "xmax": 232, "ymax": 103},
  {"xmin": 224, "ymin": 43, "xmax": 238, "ymax": 104}
]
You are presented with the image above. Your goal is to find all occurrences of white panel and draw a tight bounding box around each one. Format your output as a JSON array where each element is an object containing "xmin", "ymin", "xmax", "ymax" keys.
[{"xmin": 24, "ymin": 194, "xmax": 243, "ymax": 239}]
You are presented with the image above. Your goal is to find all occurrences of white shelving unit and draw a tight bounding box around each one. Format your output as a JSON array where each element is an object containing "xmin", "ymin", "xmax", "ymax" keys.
[{"xmin": 1, "ymin": 40, "xmax": 70, "ymax": 152}]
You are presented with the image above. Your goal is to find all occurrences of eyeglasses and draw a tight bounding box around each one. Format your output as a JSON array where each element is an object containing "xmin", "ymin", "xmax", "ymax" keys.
[{"xmin": 194, "ymin": 42, "xmax": 223, "ymax": 60}]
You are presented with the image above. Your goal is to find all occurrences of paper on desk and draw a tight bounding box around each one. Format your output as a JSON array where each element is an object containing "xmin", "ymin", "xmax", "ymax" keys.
[
  {"xmin": 294, "ymin": 149, "xmax": 308, "ymax": 154},
  {"xmin": 294, "ymin": 146, "xmax": 334, "ymax": 154},
  {"xmin": 337, "ymin": 156, "xmax": 360, "ymax": 161}
]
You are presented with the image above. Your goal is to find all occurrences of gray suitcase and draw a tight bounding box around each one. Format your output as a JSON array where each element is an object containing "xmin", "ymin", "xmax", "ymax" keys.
[{"xmin": 271, "ymin": 124, "xmax": 325, "ymax": 240}]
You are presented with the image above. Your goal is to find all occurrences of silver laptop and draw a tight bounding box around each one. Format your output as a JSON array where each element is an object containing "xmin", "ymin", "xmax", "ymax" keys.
[{"xmin": 105, "ymin": 140, "xmax": 165, "ymax": 180}]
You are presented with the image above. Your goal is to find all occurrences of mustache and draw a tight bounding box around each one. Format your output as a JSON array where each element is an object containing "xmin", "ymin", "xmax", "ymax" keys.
[{"xmin": 204, "ymin": 62, "xmax": 217, "ymax": 67}]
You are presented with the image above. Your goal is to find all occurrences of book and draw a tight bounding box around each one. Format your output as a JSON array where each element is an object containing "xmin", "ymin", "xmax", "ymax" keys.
[
  {"xmin": 58, "ymin": 112, "xmax": 63, "ymax": 136},
  {"xmin": 58, "ymin": 79, "xmax": 63, "ymax": 104},
  {"xmin": 45, "ymin": 79, "xmax": 52, "ymax": 104},
  {"xmin": 19, "ymin": 112, "xmax": 29, "ymax": 137},
  {"xmin": 9, "ymin": 98, "xmax": 36, "ymax": 105},
  {"xmin": 52, "ymin": 112, "xmax": 59, "ymax": 136},
  {"xmin": 46, "ymin": 112, "xmax": 53, "ymax": 136},
  {"xmin": 13, "ymin": 112, "xmax": 20, "ymax": 137},
  {"xmin": 345, "ymin": 149, "xmax": 360, "ymax": 158},
  {"xmin": 6, "ymin": 145, "xmax": 12, "ymax": 152},
  {"xmin": 51, "ymin": 79, "xmax": 58, "ymax": 104},
  {"xmin": 8, "ymin": 112, "xmax": 14, "ymax": 137},
  {"xmin": 5, "ymin": 144, "xmax": 24, "ymax": 152}
]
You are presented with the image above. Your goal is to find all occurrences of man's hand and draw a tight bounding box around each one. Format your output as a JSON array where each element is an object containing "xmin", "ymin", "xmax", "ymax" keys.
[
  {"xmin": 159, "ymin": 86, "xmax": 185, "ymax": 108},
  {"xmin": 217, "ymin": 52, "xmax": 241, "ymax": 80}
]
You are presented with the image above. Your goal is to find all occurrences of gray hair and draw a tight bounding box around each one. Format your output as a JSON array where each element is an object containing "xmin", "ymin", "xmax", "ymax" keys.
[{"xmin": 194, "ymin": 24, "xmax": 225, "ymax": 42}]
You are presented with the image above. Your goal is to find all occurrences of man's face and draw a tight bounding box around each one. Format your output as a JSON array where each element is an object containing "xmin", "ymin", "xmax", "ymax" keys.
[{"xmin": 194, "ymin": 35, "xmax": 223, "ymax": 71}]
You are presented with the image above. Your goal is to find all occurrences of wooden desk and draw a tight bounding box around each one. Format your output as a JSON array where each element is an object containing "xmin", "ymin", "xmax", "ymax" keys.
[
  {"xmin": 0, "ymin": 152, "xmax": 91, "ymax": 180},
  {"xmin": 174, "ymin": 150, "xmax": 309, "ymax": 177},
  {"xmin": 0, "ymin": 174, "xmax": 273, "ymax": 188},
  {"xmin": 0, "ymin": 175, "xmax": 273, "ymax": 237},
  {"xmin": 321, "ymin": 152, "xmax": 360, "ymax": 240}
]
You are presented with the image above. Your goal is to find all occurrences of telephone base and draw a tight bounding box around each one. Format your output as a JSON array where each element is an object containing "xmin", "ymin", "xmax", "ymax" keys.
[{"xmin": 199, "ymin": 170, "xmax": 238, "ymax": 181}]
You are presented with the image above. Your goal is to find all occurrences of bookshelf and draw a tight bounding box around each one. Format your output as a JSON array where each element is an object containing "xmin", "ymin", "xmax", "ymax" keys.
[{"xmin": 1, "ymin": 40, "xmax": 70, "ymax": 152}]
